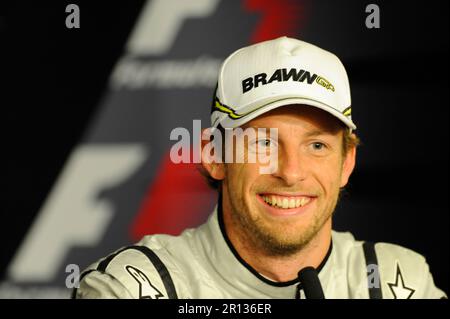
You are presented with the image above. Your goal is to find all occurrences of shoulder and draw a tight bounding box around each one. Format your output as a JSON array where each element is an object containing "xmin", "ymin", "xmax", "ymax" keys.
[
  {"xmin": 331, "ymin": 230, "xmax": 429, "ymax": 274},
  {"xmin": 74, "ymin": 232, "xmax": 195, "ymax": 299},
  {"xmin": 373, "ymin": 242, "xmax": 446, "ymax": 299},
  {"xmin": 331, "ymin": 231, "xmax": 446, "ymax": 299}
]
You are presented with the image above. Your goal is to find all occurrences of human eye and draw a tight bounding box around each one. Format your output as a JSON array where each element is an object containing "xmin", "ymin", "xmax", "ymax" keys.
[
  {"xmin": 258, "ymin": 139, "xmax": 272, "ymax": 148},
  {"xmin": 311, "ymin": 142, "xmax": 326, "ymax": 150},
  {"xmin": 249, "ymin": 138, "xmax": 277, "ymax": 153},
  {"xmin": 308, "ymin": 141, "xmax": 330, "ymax": 155}
]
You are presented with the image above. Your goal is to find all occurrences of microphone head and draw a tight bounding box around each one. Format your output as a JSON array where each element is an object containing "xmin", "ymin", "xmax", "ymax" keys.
[{"xmin": 298, "ymin": 266, "xmax": 325, "ymax": 299}]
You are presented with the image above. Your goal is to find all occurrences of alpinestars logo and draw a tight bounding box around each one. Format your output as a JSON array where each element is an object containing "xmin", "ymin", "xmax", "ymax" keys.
[
  {"xmin": 126, "ymin": 265, "xmax": 164, "ymax": 299},
  {"xmin": 242, "ymin": 68, "xmax": 334, "ymax": 93},
  {"xmin": 387, "ymin": 262, "xmax": 415, "ymax": 299}
]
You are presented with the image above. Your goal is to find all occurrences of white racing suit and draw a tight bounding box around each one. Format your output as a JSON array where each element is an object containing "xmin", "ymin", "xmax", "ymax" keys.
[{"xmin": 73, "ymin": 205, "xmax": 447, "ymax": 299}]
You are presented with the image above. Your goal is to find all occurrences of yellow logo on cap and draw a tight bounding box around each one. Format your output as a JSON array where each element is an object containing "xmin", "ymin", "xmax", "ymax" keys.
[
  {"xmin": 342, "ymin": 106, "xmax": 352, "ymax": 117},
  {"xmin": 316, "ymin": 76, "xmax": 335, "ymax": 92},
  {"xmin": 214, "ymin": 99, "xmax": 244, "ymax": 119}
]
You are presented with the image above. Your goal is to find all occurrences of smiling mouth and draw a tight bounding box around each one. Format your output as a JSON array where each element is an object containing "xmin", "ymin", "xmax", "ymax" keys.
[{"xmin": 259, "ymin": 194, "xmax": 314, "ymax": 209}]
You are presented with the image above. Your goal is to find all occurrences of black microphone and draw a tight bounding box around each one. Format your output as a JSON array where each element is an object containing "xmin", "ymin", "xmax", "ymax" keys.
[{"xmin": 297, "ymin": 266, "xmax": 325, "ymax": 299}]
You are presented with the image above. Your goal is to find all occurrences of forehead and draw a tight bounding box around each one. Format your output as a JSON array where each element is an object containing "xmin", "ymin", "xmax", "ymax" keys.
[{"xmin": 242, "ymin": 104, "xmax": 344, "ymax": 135}]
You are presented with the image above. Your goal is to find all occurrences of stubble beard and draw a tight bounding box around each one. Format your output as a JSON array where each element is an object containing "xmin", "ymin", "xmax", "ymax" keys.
[{"xmin": 227, "ymin": 188, "xmax": 339, "ymax": 257}]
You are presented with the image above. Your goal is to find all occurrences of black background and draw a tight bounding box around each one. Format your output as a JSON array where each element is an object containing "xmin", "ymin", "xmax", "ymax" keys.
[
  {"xmin": 1, "ymin": 0, "xmax": 146, "ymax": 280},
  {"xmin": 1, "ymin": 0, "xmax": 448, "ymax": 295}
]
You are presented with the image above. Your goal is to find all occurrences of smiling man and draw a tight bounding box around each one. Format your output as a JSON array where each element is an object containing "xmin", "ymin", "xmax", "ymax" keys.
[
  {"xmin": 74, "ymin": 37, "xmax": 446, "ymax": 299},
  {"xmin": 207, "ymin": 105, "xmax": 355, "ymax": 285}
]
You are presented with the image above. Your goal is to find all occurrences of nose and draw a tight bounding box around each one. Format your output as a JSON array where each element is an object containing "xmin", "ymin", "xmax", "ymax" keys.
[{"xmin": 272, "ymin": 146, "xmax": 308, "ymax": 186}]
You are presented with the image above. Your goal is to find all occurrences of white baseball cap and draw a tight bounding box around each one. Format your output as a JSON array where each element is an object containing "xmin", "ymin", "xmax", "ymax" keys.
[{"xmin": 211, "ymin": 36, "xmax": 356, "ymax": 130}]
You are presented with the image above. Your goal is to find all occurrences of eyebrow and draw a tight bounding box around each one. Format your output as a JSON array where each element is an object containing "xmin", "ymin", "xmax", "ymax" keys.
[
  {"xmin": 242, "ymin": 126, "xmax": 338, "ymax": 137},
  {"xmin": 304, "ymin": 129, "xmax": 333, "ymax": 137}
]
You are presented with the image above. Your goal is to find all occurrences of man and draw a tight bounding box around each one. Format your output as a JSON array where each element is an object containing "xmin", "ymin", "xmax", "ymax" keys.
[{"xmin": 74, "ymin": 37, "xmax": 446, "ymax": 299}]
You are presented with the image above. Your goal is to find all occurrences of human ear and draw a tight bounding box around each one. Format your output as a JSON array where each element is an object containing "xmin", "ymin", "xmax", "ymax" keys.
[
  {"xmin": 200, "ymin": 128, "xmax": 225, "ymax": 181},
  {"xmin": 340, "ymin": 138, "xmax": 357, "ymax": 187}
]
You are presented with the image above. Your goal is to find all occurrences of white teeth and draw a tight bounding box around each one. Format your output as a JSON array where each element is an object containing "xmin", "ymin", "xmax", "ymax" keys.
[
  {"xmin": 262, "ymin": 195, "xmax": 311, "ymax": 209},
  {"xmin": 289, "ymin": 198, "xmax": 296, "ymax": 208},
  {"xmin": 300, "ymin": 197, "xmax": 308, "ymax": 206},
  {"xmin": 271, "ymin": 195, "xmax": 277, "ymax": 206}
]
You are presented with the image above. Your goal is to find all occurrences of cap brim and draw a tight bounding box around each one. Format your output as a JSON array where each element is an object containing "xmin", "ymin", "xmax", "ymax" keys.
[{"xmin": 217, "ymin": 97, "xmax": 356, "ymax": 130}]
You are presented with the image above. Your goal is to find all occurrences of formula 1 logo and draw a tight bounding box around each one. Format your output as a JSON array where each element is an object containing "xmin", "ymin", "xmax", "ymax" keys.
[
  {"xmin": 5, "ymin": 0, "xmax": 305, "ymax": 293},
  {"xmin": 7, "ymin": 0, "xmax": 221, "ymax": 285},
  {"xmin": 7, "ymin": 145, "xmax": 147, "ymax": 283}
]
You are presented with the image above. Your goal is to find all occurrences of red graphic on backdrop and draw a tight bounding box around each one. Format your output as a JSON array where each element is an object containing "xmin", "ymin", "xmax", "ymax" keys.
[
  {"xmin": 244, "ymin": 0, "xmax": 306, "ymax": 43},
  {"xmin": 130, "ymin": 151, "xmax": 217, "ymax": 240},
  {"xmin": 130, "ymin": 1, "xmax": 306, "ymax": 240}
]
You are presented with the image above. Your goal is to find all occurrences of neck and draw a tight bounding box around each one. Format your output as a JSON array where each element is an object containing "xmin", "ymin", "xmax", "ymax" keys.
[{"xmin": 221, "ymin": 202, "xmax": 332, "ymax": 283}]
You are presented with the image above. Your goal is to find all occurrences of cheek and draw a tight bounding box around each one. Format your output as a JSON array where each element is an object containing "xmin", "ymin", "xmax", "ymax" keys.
[
  {"xmin": 226, "ymin": 163, "xmax": 261, "ymax": 199},
  {"xmin": 225, "ymin": 164, "xmax": 248, "ymax": 194},
  {"xmin": 312, "ymin": 156, "xmax": 344, "ymax": 192}
]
